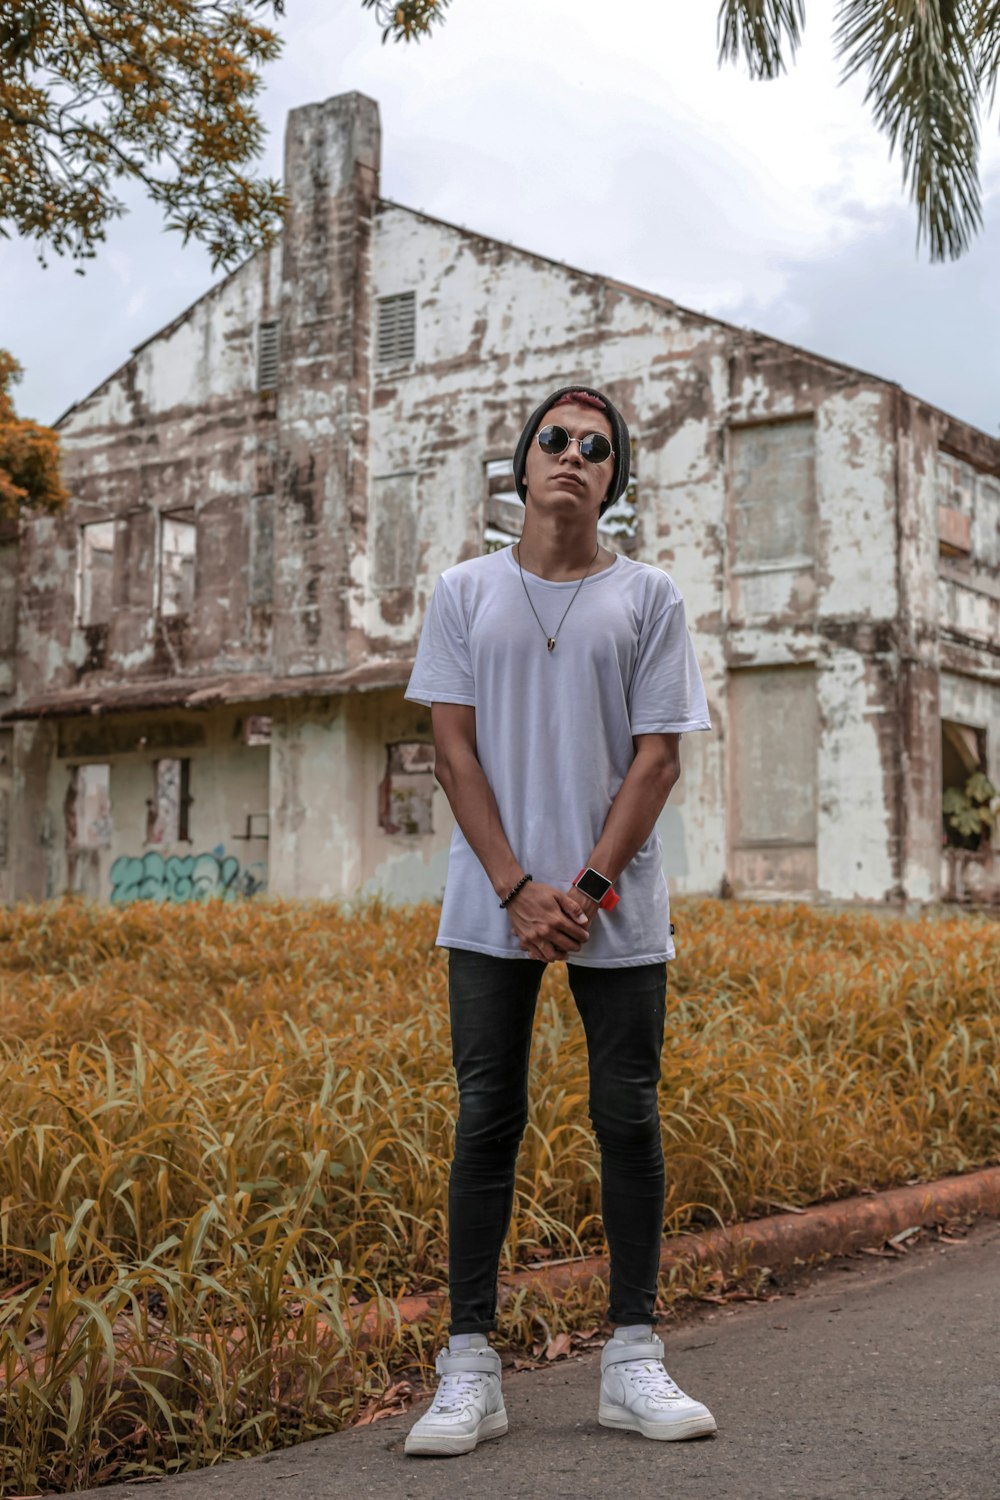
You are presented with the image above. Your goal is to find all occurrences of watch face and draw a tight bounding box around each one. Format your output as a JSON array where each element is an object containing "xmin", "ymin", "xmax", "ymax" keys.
[{"xmin": 577, "ymin": 867, "xmax": 611, "ymax": 901}]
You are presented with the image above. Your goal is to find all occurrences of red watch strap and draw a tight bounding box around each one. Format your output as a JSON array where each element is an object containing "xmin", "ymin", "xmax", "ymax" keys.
[{"xmin": 574, "ymin": 868, "xmax": 620, "ymax": 910}]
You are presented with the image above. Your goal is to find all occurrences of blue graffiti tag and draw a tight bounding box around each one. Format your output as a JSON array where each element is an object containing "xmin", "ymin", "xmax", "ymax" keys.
[{"xmin": 109, "ymin": 850, "xmax": 265, "ymax": 905}]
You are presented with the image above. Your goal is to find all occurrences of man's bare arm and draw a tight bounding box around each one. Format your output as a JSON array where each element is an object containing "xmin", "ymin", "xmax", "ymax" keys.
[
  {"xmin": 431, "ymin": 702, "xmax": 590, "ymax": 958},
  {"xmin": 431, "ymin": 703, "xmax": 523, "ymax": 899},
  {"xmin": 572, "ymin": 733, "xmax": 681, "ymax": 915}
]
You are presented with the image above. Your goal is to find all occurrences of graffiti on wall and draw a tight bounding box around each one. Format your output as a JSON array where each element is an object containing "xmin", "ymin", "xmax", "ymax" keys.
[{"xmin": 110, "ymin": 848, "xmax": 266, "ymax": 905}]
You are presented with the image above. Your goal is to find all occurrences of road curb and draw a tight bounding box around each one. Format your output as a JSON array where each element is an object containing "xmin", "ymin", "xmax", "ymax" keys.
[{"xmin": 364, "ymin": 1164, "xmax": 1000, "ymax": 1332}]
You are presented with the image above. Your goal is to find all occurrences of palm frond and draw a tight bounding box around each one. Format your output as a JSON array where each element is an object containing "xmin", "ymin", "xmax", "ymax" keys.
[
  {"xmin": 717, "ymin": 0, "xmax": 806, "ymax": 79},
  {"xmin": 836, "ymin": 0, "xmax": 983, "ymax": 261},
  {"xmin": 971, "ymin": 0, "xmax": 1000, "ymax": 105}
]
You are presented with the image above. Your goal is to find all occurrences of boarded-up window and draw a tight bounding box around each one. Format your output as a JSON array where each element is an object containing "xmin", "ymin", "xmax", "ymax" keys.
[
  {"xmin": 377, "ymin": 292, "xmax": 416, "ymax": 365},
  {"xmin": 730, "ymin": 419, "xmax": 815, "ymax": 566},
  {"xmin": 257, "ymin": 321, "xmax": 279, "ymax": 392},
  {"xmin": 370, "ymin": 472, "xmax": 417, "ymax": 591},
  {"xmin": 250, "ymin": 493, "xmax": 275, "ymax": 605},
  {"xmin": 68, "ymin": 763, "xmax": 112, "ymax": 850},
  {"xmin": 728, "ymin": 667, "xmax": 818, "ymax": 894},
  {"xmin": 77, "ymin": 521, "xmax": 115, "ymax": 626},
  {"xmin": 728, "ymin": 419, "xmax": 816, "ymax": 620},
  {"xmin": 379, "ymin": 741, "xmax": 435, "ymax": 836},
  {"xmin": 159, "ymin": 510, "xmax": 196, "ymax": 617},
  {"xmin": 146, "ymin": 758, "xmax": 191, "ymax": 844},
  {"xmin": 936, "ymin": 451, "xmax": 1000, "ymax": 574}
]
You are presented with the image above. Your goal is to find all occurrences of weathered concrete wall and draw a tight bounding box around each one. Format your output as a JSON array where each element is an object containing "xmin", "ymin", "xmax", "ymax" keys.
[
  {"xmin": 268, "ymin": 686, "xmax": 446, "ymax": 904},
  {"xmin": 896, "ymin": 398, "xmax": 1000, "ymax": 904},
  {"xmin": 44, "ymin": 708, "xmax": 269, "ymax": 903},
  {"xmin": 369, "ymin": 205, "xmax": 937, "ymax": 903},
  {"xmin": 8, "ymin": 90, "xmax": 1000, "ymax": 911},
  {"xmin": 369, "ymin": 203, "xmax": 728, "ymax": 897},
  {"xmin": 32, "ymin": 246, "xmax": 281, "ymax": 699}
]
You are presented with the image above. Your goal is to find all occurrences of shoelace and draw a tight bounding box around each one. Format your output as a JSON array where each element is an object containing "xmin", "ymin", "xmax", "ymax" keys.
[
  {"xmin": 429, "ymin": 1371, "xmax": 489, "ymax": 1415},
  {"xmin": 618, "ymin": 1359, "xmax": 684, "ymax": 1406}
]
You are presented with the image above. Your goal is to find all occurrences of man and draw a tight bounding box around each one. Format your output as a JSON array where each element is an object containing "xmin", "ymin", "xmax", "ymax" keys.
[{"xmin": 402, "ymin": 384, "xmax": 715, "ymax": 1457}]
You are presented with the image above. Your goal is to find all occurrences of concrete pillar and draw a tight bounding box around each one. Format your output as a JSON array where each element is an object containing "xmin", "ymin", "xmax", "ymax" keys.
[
  {"xmin": 896, "ymin": 394, "xmax": 943, "ymax": 902},
  {"xmin": 274, "ymin": 92, "xmax": 380, "ymax": 677},
  {"xmin": 10, "ymin": 719, "xmax": 59, "ymax": 900}
]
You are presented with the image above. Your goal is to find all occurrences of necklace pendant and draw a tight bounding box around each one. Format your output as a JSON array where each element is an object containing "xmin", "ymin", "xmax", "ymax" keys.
[{"xmin": 547, "ymin": 637, "xmax": 556, "ymax": 651}]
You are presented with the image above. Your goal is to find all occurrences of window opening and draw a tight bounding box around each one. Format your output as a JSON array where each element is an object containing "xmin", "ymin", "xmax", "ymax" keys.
[
  {"xmin": 941, "ymin": 720, "xmax": 995, "ymax": 851},
  {"xmin": 599, "ymin": 436, "xmax": 638, "ymax": 544},
  {"xmin": 257, "ymin": 321, "xmax": 280, "ymax": 392},
  {"xmin": 146, "ymin": 758, "xmax": 192, "ymax": 844},
  {"xmin": 484, "ymin": 457, "xmax": 522, "ymax": 553},
  {"xmin": 77, "ymin": 521, "xmax": 115, "ymax": 626},
  {"xmin": 159, "ymin": 510, "xmax": 196, "ymax": 617},
  {"xmin": 242, "ymin": 714, "xmax": 272, "ymax": 746},
  {"xmin": 379, "ymin": 741, "xmax": 435, "ymax": 835},
  {"xmin": 377, "ymin": 292, "xmax": 416, "ymax": 366},
  {"xmin": 232, "ymin": 812, "xmax": 270, "ymax": 841},
  {"xmin": 68, "ymin": 764, "xmax": 112, "ymax": 850}
]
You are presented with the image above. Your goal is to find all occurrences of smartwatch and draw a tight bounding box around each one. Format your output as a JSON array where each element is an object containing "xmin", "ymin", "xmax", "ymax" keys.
[{"xmin": 573, "ymin": 866, "xmax": 620, "ymax": 911}]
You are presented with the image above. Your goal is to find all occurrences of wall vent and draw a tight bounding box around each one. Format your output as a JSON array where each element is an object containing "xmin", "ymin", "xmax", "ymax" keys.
[
  {"xmin": 257, "ymin": 321, "xmax": 280, "ymax": 391},
  {"xmin": 377, "ymin": 292, "xmax": 416, "ymax": 366}
]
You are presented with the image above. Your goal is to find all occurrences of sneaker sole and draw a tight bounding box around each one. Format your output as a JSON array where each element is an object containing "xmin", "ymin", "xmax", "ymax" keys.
[
  {"xmin": 598, "ymin": 1402, "xmax": 717, "ymax": 1442},
  {"xmin": 404, "ymin": 1409, "xmax": 508, "ymax": 1457}
]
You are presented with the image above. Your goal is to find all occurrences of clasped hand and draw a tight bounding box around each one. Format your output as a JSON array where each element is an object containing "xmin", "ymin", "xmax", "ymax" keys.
[{"xmin": 505, "ymin": 880, "xmax": 599, "ymax": 963}]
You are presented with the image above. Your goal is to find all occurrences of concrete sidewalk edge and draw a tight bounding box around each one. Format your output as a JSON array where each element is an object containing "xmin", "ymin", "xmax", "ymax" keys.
[{"xmin": 361, "ymin": 1163, "xmax": 1000, "ymax": 1332}]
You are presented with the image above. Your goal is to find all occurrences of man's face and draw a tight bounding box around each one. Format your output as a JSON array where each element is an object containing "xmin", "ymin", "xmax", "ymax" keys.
[{"xmin": 522, "ymin": 401, "xmax": 615, "ymax": 519}]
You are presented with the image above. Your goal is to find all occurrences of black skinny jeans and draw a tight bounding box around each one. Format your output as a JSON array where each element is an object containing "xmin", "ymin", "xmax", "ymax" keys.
[{"xmin": 447, "ymin": 946, "xmax": 667, "ymax": 1334}]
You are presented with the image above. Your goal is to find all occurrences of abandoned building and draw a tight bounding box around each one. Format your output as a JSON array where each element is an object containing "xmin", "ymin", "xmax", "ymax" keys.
[{"xmin": 2, "ymin": 90, "xmax": 998, "ymax": 911}]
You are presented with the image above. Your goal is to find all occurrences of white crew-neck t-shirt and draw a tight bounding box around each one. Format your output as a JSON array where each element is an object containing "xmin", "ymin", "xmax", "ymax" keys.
[{"xmin": 404, "ymin": 545, "xmax": 711, "ymax": 966}]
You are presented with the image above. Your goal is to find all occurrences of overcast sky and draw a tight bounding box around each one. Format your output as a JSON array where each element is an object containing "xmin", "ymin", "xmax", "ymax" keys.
[{"xmin": 3, "ymin": 0, "xmax": 999, "ymax": 435}]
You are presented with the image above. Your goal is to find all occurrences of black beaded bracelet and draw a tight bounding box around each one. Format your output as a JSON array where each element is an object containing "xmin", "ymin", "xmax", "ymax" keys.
[{"xmin": 499, "ymin": 873, "xmax": 532, "ymax": 909}]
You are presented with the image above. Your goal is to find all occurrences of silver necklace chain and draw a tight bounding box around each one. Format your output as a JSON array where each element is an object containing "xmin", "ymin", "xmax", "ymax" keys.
[{"xmin": 515, "ymin": 541, "xmax": 601, "ymax": 651}]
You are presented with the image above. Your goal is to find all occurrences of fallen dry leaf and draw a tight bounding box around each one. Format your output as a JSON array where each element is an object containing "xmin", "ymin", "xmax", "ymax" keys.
[
  {"xmin": 569, "ymin": 1326, "xmax": 602, "ymax": 1347},
  {"xmin": 545, "ymin": 1332, "xmax": 572, "ymax": 1361},
  {"xmin": 353, "ymin": 1379, "xmax": 414, "ymax": 1426}
]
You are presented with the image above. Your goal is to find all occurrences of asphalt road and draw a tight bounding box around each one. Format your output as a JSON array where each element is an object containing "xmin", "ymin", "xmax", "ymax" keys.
[{"xmin": 68, "ymin": 1218, "xmax": 1000, "ymax": 1500}]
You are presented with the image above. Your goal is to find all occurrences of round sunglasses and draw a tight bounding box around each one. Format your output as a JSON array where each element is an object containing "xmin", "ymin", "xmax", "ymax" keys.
[{"xmin": 536, "ymin": 424, "xmax": 614, "ymax": 465}]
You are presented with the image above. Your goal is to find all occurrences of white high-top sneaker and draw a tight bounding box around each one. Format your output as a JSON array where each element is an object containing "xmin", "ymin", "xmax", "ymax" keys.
[
  {"xmin": 599, "ymin": 1332, "xmax": 717, "ymax": 1441},
  {"xmin": 404, "ymin": 1344, "xmax": 507, "ymax": 1457}
]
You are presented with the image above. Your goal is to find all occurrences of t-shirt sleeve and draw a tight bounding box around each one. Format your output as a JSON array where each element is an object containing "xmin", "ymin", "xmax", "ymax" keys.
[
  {"xmin": 404, "ymin": 575, "xmax": 476, "ymax": 708},
  {"xmin": 628, "ymin": 595, "xmax": 711, "ymax": 735}
]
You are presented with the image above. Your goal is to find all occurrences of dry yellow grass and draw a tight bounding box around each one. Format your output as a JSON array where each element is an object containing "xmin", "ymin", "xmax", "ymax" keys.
[{"xmin": 0, "ymin": 895, "xmax": 996, "ymax": 1493}]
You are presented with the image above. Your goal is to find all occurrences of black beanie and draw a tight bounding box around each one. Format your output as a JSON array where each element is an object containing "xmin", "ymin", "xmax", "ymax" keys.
[{"xmin": 512, "ymin": 385, "xmax": 631, "ymax": 518}]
